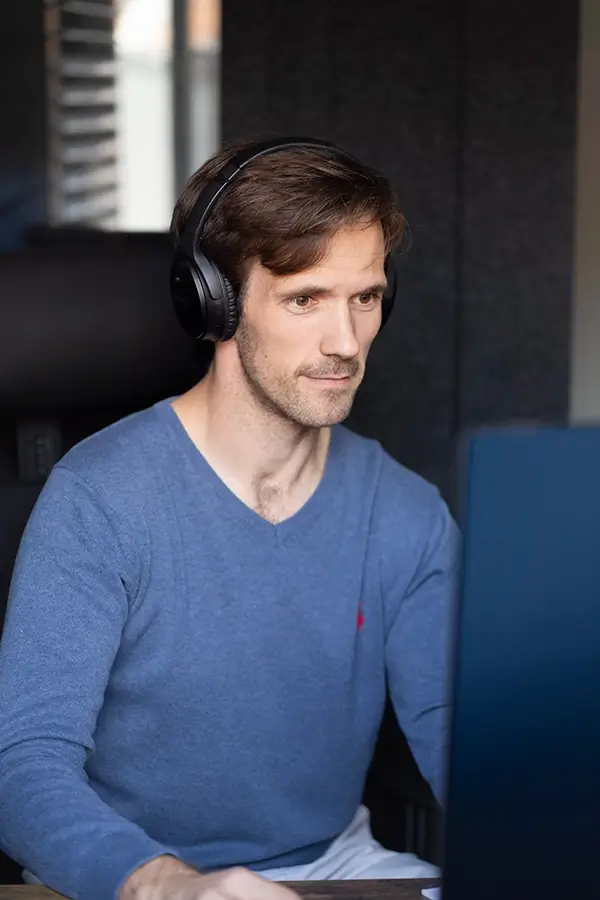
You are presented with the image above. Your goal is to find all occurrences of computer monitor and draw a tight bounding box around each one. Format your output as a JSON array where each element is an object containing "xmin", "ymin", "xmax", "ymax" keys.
[{"xmin": 443, "ymin": 424, "xmax": 600, "ymax": 899}]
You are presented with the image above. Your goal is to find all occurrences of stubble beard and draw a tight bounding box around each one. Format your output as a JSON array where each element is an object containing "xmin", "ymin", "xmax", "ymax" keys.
[{"xmin": 235, "ymin": 318, "xmax": 359, "ymax": 428}]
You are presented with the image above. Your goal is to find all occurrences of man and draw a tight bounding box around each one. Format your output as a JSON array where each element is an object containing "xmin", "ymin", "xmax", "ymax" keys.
[{"xmin": 0, "ymin": 137, "xmax": 459, "ymax": 900}]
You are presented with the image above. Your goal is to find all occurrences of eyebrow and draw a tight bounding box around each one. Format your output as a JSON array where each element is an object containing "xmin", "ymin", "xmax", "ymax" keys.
[{"xmin": 276, "ymin": 282, "xmax": 388, "ymax": 299}]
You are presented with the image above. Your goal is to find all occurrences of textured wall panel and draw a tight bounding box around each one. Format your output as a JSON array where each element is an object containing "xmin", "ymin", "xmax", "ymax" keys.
[
  {"xmin": 221, "ymin": 0, "xmax": 270, "ymax": 140},
  {"xmin": 264, "ymin": 1, "xmax": 332, "ymax": 137},
  {"xmin": 222, "ymin": 1, "xmax": 331, "ymax": 140},
  {"xmin": 459, "ymin": 0, "xmax": 579, "ymax": 428}
]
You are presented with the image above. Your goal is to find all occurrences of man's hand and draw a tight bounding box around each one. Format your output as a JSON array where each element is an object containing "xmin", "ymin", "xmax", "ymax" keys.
[{"xmin": 119, "ymin": 854, "xmax": 303, "ymax": 900}]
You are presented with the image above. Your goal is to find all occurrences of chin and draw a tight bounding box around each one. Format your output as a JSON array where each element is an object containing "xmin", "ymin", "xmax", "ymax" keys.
[
  {"xmin": 247, "ymin": 373, "xmax": 358, "ymax": 428},
  {"xmin": 286, "ymin": 399, "xmax": 355, "ymax": 428}
]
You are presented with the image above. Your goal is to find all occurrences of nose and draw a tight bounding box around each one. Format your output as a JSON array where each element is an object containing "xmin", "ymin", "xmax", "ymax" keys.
[{"xmin": 319, "ymin": 305, "xmax": 361, "ymax": 359}]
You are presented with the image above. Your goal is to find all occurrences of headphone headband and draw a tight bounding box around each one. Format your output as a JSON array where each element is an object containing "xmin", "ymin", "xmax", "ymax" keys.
[{"xmin": 178, "ymin": 137, "xmax": 358, "ymax": 259}]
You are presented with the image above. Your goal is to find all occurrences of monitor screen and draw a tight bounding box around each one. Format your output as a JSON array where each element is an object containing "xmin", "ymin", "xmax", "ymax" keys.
[{"xmin": 443, "ymin": 425, "xmax": 600, "ymax": 900}]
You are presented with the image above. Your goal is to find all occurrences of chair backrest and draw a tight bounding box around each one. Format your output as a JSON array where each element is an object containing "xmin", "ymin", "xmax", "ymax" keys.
[
  {"xmin": 0, "ymin": 485, "xmax": 43, "ymax": 631},
  {"xmin": 0, "ymin": 238, "xmax": 202, "ymax": 412},
  {"xmin": 0, "ymin": 233, "xmax": 204, "ymax": 631}
]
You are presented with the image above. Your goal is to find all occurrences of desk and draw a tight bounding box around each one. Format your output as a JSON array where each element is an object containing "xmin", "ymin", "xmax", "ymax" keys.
[{"xmin": 0, "ymin": 881, "xmax": 440, "ymax": 900}]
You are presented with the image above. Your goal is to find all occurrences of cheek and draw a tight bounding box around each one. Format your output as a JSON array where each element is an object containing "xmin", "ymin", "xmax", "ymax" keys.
[
  {"xmin": 356, "ymin": 314, "xmax": 382, "ymax": 350},
  {"xmin": 253, "ymin": 323, "xmax": 300, "ymax": 370},
  {"xmin": 262, "ymin": 317, "xmax": 312, "ymax": 357}
]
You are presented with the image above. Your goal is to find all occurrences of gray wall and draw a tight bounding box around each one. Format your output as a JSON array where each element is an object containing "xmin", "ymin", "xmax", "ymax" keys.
[
  {"xmin": 570, "ymin": 0, "xmax": 600, "ymax": 424},
  {"xmin": 222, "ymin": 0, "xmax": 579, "ymax": 499}
]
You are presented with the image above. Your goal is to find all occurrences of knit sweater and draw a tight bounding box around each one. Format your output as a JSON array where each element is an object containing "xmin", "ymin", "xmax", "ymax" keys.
[{"xmin": 0, "ymin": 398, "xmax": 459, "ymax": 900}]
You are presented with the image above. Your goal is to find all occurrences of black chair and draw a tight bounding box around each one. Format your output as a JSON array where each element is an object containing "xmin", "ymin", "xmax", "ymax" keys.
[
  {"xmin": 364, "ymin": 700, "xmax": 443, "ymax": 864},
  {"xmin": 0, "ymin": 236, "xmax": 205, "ymax": 625}
]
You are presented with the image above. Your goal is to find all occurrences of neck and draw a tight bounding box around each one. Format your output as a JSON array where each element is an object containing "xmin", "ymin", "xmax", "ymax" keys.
[{"xmin": 173, "ymin": 356, "xmax": 330, "ymax": 500}]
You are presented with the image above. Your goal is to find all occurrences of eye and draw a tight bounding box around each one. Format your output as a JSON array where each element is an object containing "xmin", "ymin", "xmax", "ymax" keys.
[
  {"xmin": 355, "ymin": 292, "xmax": 381, "ymax": 307},
  {"xmin": 286, "ymin": 295, "xmax": 314, "ymax": 310}
]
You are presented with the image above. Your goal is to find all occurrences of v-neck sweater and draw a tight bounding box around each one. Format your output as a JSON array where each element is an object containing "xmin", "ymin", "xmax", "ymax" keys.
[{"xmin": 0, "ymin": 397, "xmax": 459, "ymax": 900}]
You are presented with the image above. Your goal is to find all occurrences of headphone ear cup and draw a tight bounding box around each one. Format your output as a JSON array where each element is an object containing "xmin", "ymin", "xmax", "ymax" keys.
[
  {"xmin": 170, "ymin": 253, "xmax": 208, "ymax": 339},
  {"xmin": 221, "ymin": 276, "xmax": 239, "ymax": 341},
  {"xmin": 171, "ymin": 251, "xmax": 239, "ymax": 342}
]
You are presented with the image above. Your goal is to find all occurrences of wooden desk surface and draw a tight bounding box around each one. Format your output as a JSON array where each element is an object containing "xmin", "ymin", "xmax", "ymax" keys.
[{"xmin": 0, "ymin": 880, "xmax": 440, "ymax": 900}]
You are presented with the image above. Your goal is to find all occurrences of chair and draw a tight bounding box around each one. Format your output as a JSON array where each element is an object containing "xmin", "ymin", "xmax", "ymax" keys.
[{"xmin": 364, "ymin": 699, "xmax": 443, "ymax": 864}]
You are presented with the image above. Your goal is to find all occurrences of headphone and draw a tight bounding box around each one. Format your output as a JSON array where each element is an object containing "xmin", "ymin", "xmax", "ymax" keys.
[{"xmin": 170, "ymin": 136, "xmax": 397, "ymax": 342}]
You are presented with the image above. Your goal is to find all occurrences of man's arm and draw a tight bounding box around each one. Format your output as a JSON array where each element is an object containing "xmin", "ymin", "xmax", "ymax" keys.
[
  {"xmin": 383, "ymin": 489, "xmax": 460, "ymax": 805},
  {"xmin": 0, "ymin": 466, "xmax": 176, "ymax": 900}
]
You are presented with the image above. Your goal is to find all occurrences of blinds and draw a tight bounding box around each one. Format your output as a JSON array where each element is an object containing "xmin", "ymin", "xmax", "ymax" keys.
[{"xmin": 44, "ymin": 0, "xmax": 118, "ymax": 227}]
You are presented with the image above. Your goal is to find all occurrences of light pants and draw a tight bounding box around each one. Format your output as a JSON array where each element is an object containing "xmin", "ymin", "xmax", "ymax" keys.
[
  {"xmin": 260, "ymin": 805, "xmax": 439, "ymax": 881},
  {"xmin": 23, "ymin": 805, "xmax": 439, "ymax": 887}
]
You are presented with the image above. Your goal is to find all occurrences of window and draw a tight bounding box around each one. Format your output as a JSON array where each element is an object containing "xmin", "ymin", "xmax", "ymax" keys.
[
  {"xmin": 114, "ymin": 0, "xmax": 220, "ymax": 232},
  {"xmin": 45, "ymin": 0, "xmax": 119, "ymax": 227}
]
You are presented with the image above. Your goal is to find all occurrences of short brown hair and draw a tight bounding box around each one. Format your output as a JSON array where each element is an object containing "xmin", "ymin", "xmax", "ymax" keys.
[{"xmin": 170, "ymin": 137, "xmax": 406, "ymax": 291}]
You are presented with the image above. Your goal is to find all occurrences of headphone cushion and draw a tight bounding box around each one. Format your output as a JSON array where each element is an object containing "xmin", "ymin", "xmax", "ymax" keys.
[{"xmin": 221, "ymin": 276, "xmax": 239, "ymax": 341}]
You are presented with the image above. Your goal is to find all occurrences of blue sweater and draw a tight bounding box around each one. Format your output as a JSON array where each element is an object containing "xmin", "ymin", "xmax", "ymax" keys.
[{"xmin": 0, "ymin": 399, "xmax": 459, "ymax": 900}]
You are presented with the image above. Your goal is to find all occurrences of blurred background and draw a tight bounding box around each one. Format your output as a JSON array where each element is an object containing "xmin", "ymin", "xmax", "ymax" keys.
[{"xmin": 0, "ymin": 0, "xmax": 599, "ymax": 882}]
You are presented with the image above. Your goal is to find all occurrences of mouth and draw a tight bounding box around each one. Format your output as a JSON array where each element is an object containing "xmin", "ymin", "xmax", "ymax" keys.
[{"xmin": 304, "ymin": 374, "xmax": 353, "ymax": 387}]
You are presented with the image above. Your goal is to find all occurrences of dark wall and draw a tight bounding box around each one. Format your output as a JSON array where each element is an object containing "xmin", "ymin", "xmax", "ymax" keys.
[
  {"xmin": 0, "ymin": 4, "xmax": 48, "ymax": 250},
  {"xmin": 222, "ymin": 0, "xmax": 579, "ymax": 499},
  {"xmin": 459, "ymin": 0, "xmax": 577, "ymax": 429},
  {"xmin": 221, "ymin": 0, "xmax": 579, "ymax": 856}
]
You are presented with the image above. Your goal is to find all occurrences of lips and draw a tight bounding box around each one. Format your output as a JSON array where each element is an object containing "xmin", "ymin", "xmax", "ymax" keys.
[
  {"xmin": 305, "ymin": 374, "xmax": 352, "ymax": 387},
  {"xmin": 303, "ymin": 371, "xmax": 355, "ymax": 380},
  {"xmin": 310, "ymin": 375, "xmax": 350, "ymax": 381}
]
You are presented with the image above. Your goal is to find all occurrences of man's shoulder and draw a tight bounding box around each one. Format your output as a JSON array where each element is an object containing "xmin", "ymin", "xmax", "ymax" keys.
[
  {"xmin": 336, "ymin": 424, "xmax": 440, "ymax": 514},
  {"xmin": 378, "ymin": 444, "xmax": 441, "ymax": 512},
  {"xmin": 56, "ymin": 400, "xmax": 170, "ymax": 499}
]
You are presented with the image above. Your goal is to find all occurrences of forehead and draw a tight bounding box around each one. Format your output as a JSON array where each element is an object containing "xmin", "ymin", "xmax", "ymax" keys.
[
  {"xmin": 245, "ymin": 222, "xmax": 386, "ymax": 296},
  {"xmin": 278, "ymin": 222, "xmax": 386, "ymax": 290},
  {"xmin": 314, "ymin": 221, "xmax": 385, "ymax": 269}
]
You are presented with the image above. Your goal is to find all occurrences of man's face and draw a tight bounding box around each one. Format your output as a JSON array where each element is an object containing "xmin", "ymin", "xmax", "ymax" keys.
[{"xmin": 233, "ymin": 221, "xmax": 387, "ymax": 428}]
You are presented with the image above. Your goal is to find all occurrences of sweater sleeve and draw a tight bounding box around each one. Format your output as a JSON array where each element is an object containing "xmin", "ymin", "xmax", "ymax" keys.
[
  {"xmin": 0, "ymin": 466, "xmax": 179, "ymax": 900},
  {"xmin": 383, "ymin": 486, "xmax": 460, "ymax": 806}
]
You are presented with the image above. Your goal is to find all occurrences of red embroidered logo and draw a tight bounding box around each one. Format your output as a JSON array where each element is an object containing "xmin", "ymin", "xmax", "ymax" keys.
[{"xmin": 357, "ymin": 604, "xmax": 365, "ymax": 631}]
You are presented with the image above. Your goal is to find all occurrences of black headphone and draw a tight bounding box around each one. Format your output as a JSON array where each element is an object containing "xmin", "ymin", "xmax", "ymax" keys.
[{"xmin": 170, "ymin": 136, "xmax": 396, "ymax": 342}]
